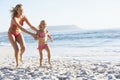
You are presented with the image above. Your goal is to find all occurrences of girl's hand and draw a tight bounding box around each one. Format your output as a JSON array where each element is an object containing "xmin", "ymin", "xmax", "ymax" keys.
[
  {"xmin": 35, "ymin": 35, "xmax": 39, "ymax": 40},
  {"xmin": 31, "ymin": 33, "xmax": 37, "ymax": 40},
  {"xmin": 50, "ymin": 38, "xmax": 54, "ymax": 42},
  {"xmin": 34, "ymin": 30, "xmax": 40, "ymax": 40}
]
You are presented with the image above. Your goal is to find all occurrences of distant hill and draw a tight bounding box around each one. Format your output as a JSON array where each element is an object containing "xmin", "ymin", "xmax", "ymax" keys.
[
  {"xmin": 26, "ymin": 25, "xmax": 81, "ymax": 33},
  {"xmin": 47, "ymin": 25, "xmax": 81, "ymax": 33},
  {"xmin": 2, "ymin": 25, "xmax": 120, "ymax": 35}
]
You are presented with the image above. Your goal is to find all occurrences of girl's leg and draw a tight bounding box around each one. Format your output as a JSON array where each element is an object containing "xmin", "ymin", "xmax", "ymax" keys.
[
  {"xmin": 45, "ymin": 45, "xmax": 51, "ymax": 65},
  {"xmin": 39, "ymin": 50, "xmax": 43, "ymax": 66},
  {"xmin": 16, "ymin": 33, "xmax": 26, "ymax": 62},
  {"xmin": 8, "ymin": 33, "xmax": 19, "ymax": 67}
]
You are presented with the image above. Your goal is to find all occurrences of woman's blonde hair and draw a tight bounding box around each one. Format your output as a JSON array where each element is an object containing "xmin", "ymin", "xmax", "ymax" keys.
[
  {"xmin": 10, "ymin": 4, "xmax": 22, "ymax": 18},
  {"xmin": 39, "ymin": 20, "xmax": 46, "ymax": 30}
]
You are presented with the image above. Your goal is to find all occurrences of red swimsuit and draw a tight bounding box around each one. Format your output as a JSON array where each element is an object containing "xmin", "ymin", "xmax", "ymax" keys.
[{"xmin": 11, "ymin": 19, "xmax": 24, "ymax": 37}]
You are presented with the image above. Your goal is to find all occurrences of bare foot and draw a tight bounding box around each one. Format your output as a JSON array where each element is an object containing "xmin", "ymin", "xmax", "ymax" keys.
[
  {"xmin": 20, "ymin": 54, "xmax": 23, "ymax": 63},
  {"xmin": 16, "ymin": 64, "xmax": 18, "ymax": 68},
  {"xmin": 49, "ymin": 62, "xmax": 52, "ymax": 67},
  {"xmin": 40, "ymin": 64, "xmax": 42, "ymax": 67},
  {"xmin": 20, "ymin": 58, "xmax": 23, "ymax": 63}
]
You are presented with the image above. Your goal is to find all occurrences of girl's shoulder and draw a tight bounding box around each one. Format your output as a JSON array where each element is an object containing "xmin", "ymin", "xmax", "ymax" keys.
[
  {"xmin": 37, "ymin": 30, "xmax": 41, "ymax": 33},
  {"xmin": 38, "ymin": 29, "xmax": 48, "ymax": 33},
  {"xmin": 37, "ymin": 30, "xmax": 44, "ymax": 34}
]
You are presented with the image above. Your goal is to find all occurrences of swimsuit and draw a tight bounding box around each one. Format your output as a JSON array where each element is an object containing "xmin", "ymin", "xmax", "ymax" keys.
[
  {"xmin": 37, "ymin": 44, "xmax": 48, "ymax": 51},
  {"xmin": 39, "ymin": 32, "xmax": 45, "ymax": 38},
  {"xmin": 11, "ymin": 32, "xmax": 20, "ymax": 37},
  {"xmin": 11, "ymin": 19, "xmax": 24, "ymax": 37},
  {"xmin": 12, "ymin": 19, "xmax": 24, "ymax": 28},
  {"xmin": 37, "ymin": 31, "xmax": 48, "ymax": 51}
]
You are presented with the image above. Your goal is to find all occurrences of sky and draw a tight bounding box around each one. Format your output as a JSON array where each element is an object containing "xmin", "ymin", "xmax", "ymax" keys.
[{"xmin": 1, "ymin": 0, "xmax": 120, "ymax": 32}]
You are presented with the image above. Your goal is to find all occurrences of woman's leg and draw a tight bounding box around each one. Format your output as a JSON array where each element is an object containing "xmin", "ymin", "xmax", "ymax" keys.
[
  {"xmin": 45, "ymin": 45, "xmax": 51, "ymax": 65},
  {"xmin": 8, "ymin": 33, "xmax": 19, "ymax": 67},
  {"xmin": 39, "ymin": 50, "xmax": 43, "ymax": 66},
  {"xmin": 16, "ymin": 33, "xmax": 26, "ymax": 62}
]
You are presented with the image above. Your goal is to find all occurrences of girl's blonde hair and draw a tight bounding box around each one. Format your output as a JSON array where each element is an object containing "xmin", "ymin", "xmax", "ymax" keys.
[
  {"xmin": 10, "ymin": 4, "xmax": 22, "ymax": 18},
  {"xmin": 39, "ymin": 20, "xmax": 46, "ymax": 30}
]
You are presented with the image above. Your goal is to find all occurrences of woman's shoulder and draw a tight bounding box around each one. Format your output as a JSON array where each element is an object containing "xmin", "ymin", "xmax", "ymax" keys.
[
  {"xmin": 22, "ymin": 15, "xmax": 26, "ymax": 20},
  {"xmin": 12, "ymin": 15, "xmax": 25, "ymax": 20}
]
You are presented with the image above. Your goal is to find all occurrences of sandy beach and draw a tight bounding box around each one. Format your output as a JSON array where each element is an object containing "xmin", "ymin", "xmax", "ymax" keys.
[
  {"xmin": 1, "ymin": 0, "xmax": 120, "ymax": 79},
  {"xmin": 1, "ymin": 46, "xmax": 120, "ymax": 80}
]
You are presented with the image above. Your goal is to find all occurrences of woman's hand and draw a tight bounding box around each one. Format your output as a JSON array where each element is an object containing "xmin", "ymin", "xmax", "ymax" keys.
[
  {"xmin": 31, "ymin": 33, "xmax": 38, "ymax": 40},
  {"xmin": 35, "ymin": 34, "xmax": 39, "ymax": 40}
]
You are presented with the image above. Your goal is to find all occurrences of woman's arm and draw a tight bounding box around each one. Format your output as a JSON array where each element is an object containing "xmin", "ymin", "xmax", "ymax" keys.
[
  {"xmin": 24, "ymin": 16, "xmax": 38, "ymax": 32},
  {"xmin": 35, "ymin": 31, "xmax": 40, "ymax": 40},
  {"xmin": 13, "ymin": 17, "xmax": 36, "ymax": 38}
]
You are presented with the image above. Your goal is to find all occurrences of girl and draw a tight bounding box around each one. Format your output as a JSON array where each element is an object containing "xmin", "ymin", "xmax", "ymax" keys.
[
  {"xmin": 36, "ymin": 20, "xmax": 53, "ymax": 66},
  {"xmin": 8, "ymin": 4, "xmax": 37, "ymax": 67}
]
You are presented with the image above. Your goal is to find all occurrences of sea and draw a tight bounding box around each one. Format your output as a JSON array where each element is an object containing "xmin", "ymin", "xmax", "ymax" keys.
[{"xmin": 1, "ymin": 25, "xmax": 120, "ymax": 61}]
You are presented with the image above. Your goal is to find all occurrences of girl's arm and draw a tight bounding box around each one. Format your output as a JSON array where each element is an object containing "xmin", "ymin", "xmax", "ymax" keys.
[
  {"xmin": 24, "ymin": 16, "xmax": 38, "ymax": 32},
  {"xmin": 13, "ymin": 17, "xmax": 36, "ymax": 38},
  {"xmin": 47, "ymin": 30, "xmax": 53, "ymax": 42}
]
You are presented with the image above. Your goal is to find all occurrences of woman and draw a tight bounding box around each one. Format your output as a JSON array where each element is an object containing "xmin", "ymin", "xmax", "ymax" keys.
[{"xmin": 8, "ymin": 4, "xmax": 37, "ymax": 67}]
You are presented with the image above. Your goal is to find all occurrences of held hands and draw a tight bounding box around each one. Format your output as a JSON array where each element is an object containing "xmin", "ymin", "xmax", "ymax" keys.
[
  {"xmin": 31, "ymin": 33, "xmax": 38, "ymax": 40},
  {"xmin": 50, "ymin": 38, "xmax": 54, "ymax": 42},
  {"xmin": 35, "ymin": 35, "xmax": 39, "ymax": 40},
  {"xmin": 35, "ymin": 30, "xmax": 40, "ymax": 40}
]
